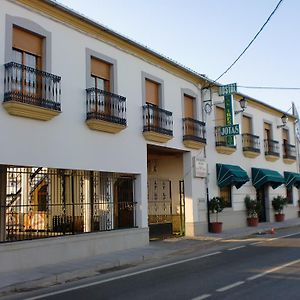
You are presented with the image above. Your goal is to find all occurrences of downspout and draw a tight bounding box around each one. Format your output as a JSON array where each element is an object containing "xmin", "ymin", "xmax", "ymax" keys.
[{"xmin": 198, "ymin": 83, "xmax": 211, "ymax": 232}]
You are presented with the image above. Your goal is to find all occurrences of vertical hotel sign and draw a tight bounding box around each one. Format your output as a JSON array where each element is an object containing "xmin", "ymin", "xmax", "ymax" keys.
[{"xmin": 224, "ymin": 95, "xmax": 235, "ymax": 145}]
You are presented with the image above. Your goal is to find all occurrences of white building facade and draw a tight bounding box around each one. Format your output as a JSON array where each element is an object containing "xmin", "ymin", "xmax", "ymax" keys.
[
  {"xmin": 205, "ymin": 90, "xmax": 299, "ymax": 230},
  {"xmin": 0, "ymin": 0, "xmax": 299, "ymax": 272},
  {"xmin": 0, "ymin": 0, "xmax": 208, "ymax": 272}
]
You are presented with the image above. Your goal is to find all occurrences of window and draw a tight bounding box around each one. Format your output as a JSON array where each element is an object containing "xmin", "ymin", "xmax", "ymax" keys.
[
  {"xmin": 215, "ymin": 107, "xmax": 225, "ymax": 126},
  {"xmin": 286, "ymin": 186, "xmax": 293, "ymax": 204},
  {"xmin": 90, "ymin": 57, "xmax": 112, "ymax": 114},
  {"xmin": 13, "ymin": 26, "xmax": 43, "ymax": 67},
  {"xmin": 91, "ymin": 57, "xmax": 111, "ymax": 92},
  {"xmin": 220, "ymin": 186, "xmax": 232, "ymax": 207},
  {"xmin": 184, "ymin": 94, "xmax": 195, "ymax": 119},
  {"xmin": 282, "ymin": 128, "xmax": 289, "ymax": 144},
  {"xmin": 242, "ymin": 115, "xmax": 252, "ymax": 134},
  {"xmin": 264, "ymin": 122, "xmax": 272, "ymax": 140},
  {"xmin": 282, "ymin": 128, "xmax": 289, "ymax": 156},
  {"xmin": 12, "ymin": 26, "xmax": 43, "ymax": 94},
  {"xmin": 145, "ymin": 79, "xmax": 160, "ymax": 107}
]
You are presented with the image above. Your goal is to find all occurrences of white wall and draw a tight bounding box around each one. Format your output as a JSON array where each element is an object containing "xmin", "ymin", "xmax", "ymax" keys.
[{"xmin": 0, "ymin": 1, "xmax": 202, "ymax": 174}]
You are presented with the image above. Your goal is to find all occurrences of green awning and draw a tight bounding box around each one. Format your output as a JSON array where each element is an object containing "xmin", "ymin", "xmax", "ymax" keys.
[
  {"xmin": 252, "ymin": 168, "xmax": 284, "ymax": 189},
  {"xmin": 284, "ymin": 171, "xmax": 300, "ymax": 189},
  {"xmin": 217, "ymin": 164, "xmax": 249, "ymax": 189}
]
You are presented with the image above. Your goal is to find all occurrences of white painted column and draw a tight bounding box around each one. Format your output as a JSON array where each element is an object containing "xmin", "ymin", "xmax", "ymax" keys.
[
  {"xmin": 0, "ymin": 165, "xmax": 7, "ymax": 242},
  {"xmin": 84, "ymin": 173, "xmax": 91, "ymax": 232},
  {"xmin": 183, "ymin": 152, "xmax": 207, "ymax": 236},
  {"xmin": 135, "ymin": 172, "xmax": 148, "ymax": 228}
]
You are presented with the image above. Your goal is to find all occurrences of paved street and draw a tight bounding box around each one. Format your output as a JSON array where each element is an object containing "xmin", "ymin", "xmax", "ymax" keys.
[{"xmin": 4, "ymin": 226, "xmax": 300, "ymax": 300}]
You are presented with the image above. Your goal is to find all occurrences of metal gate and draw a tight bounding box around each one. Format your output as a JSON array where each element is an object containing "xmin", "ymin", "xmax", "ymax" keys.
[
  {"xmin": 179, "ymin": 180, "xmax": 185, "ymax": 236},
  {"xmin": 148, "ymin": 179, "xmax": 185, "ymax": 238},
  {"xmin": 148, "ymin": 178, "xmax": 172, "ymax": 238}
]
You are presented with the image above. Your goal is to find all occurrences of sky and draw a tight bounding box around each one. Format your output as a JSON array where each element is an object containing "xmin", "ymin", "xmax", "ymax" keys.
[{"xmin": 57, "ymin": 0, "xmax": 300, "ymax": 114}]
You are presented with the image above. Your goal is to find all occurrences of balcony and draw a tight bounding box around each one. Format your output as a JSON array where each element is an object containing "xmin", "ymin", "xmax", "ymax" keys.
[
  {"xmin": 182, "ymin": 118, "xmax": 206, "ymax": 149},
  {"xmin": 86, "ymin": 88, "xmax": 127, "ymax": 133},
  {"xmin": 215, "ymin": 126, "xmax": 236, "ymax": 154},
  {"xmin": 142, "ymin": 103, "xmax": 173, "ymax": 143},
  {"xmin": 3, "ymin": 62, "xmax": 61, "ymax": 121},
  {"xmin": 283, "ymin": 143, "xmax": 297, "ymax": 164},
  {"xmin": 242, "ymin": 133, "xmax": 260, "ymax": 158},
  {"xmin": 264, "ymin": 139, "xmax": 280, "ymax": 161}
]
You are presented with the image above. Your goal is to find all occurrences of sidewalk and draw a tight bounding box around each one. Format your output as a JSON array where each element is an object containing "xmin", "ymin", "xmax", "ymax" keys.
[{"xmin": 1, "ymin": 218, "xmax": 300, "ymax": 297}]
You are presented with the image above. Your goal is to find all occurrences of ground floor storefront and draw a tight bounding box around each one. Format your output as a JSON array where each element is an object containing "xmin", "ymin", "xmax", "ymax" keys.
[
  {"xmin": 0, "ymin": 165, "xmax": 149, "ymax": 272},
  {"xmin": 210, "ymin": 163, "xmax": 300, "ymax": 231}
]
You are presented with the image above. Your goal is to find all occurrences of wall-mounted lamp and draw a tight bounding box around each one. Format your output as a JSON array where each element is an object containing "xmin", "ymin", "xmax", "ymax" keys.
[
  {"xmin": 234, "ymin": 97, "xmax": 248, "ymax": 114},
  {"xmin": 277, "ymin": 114, "xmax": 288, "ymax": 128}
]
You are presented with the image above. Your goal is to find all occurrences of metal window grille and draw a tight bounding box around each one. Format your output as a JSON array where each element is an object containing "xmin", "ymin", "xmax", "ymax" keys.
[{"xmin": 0, "ymin": 167, "xmax": 136, "ymax": 243}]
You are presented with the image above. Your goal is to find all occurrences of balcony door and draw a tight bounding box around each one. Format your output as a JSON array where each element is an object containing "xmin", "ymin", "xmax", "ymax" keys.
[
  {"xmin": 114, "ymin": 178, "xmax": 134, "ymax": 229},
  {"xmin": 264, "ymin": 123, "xmax": 272, "ymax": 153},
  {"xmin": 12, "ymin": 26, "xmax": 42, "ymax": 97},
  {"xmin": 242, "ymin": 115, "xmax": 252, "ymax": 148},
  {"xmin": 145, "ymin": 79, "xmax": 160, "ymax": 129},
  {"xmin": 184, "ymin": 94, "xmax": 195, "ymax": 136},
  {"xmin": 91, "ymin": 57, "xmax": 111, "ymax": 114},
  {"xmin": 282, "ymin": 128, "xmax": 289, "ymax": 156}
]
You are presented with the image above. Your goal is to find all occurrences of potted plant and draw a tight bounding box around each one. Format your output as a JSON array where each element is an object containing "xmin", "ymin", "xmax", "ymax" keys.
[
  {"xmin": 244, "ymin": 195, "xmax": 261, "ymax": 227},
  {"xmin": 272, "ymin": 196, "xmax": 288, "ymax": 222},
  {"xmin": 209, "ymin": 196, "xmax": 226, "ymax": 233}
]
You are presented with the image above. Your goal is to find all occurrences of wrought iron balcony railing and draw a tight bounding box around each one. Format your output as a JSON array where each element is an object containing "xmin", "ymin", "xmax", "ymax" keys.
[
  {"xmin": 242, "ymin": 133, "xmax": 260, "ymax": 153},
  {"xmin": 86, "ymin": 88, "xmax": 126, "ymax": 125},
  {"xmin": 183, "ymin": 118, "xmax": 206, "ymax": 144},
  {"xmin": 4, "ymin": 62, "xmax": 61, "ymax": 111},
  {"xmin": 264, "ymin": 139, "xmax": 280, "ymax": 157},
  {"xmin": 143, "ymin": 103, "xmax": 173, "ymax": 136},
  {"xmin": 215, "ymin": 126, "xmax": 236, "ymax": 148},
  {"xmin": 283, "ymin": 143, "xmax": 296, "ymax": 160}
]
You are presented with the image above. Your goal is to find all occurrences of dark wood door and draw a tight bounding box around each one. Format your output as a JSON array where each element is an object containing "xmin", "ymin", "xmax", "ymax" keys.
[
  {"xmin": 256, "ymin": 187, "xmax": 267, "ymax": 222},
  {"xmin": 115, "ymin": 178, "xmax": 134, "ymax": 228}
]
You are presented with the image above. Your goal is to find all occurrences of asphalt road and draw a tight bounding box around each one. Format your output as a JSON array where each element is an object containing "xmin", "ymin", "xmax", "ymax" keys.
[{"xmin": 6, "ymin": 228, "xmax": 300, "ymax": 300}]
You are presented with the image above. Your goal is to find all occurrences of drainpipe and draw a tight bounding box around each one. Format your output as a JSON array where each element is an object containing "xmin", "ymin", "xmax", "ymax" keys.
[
  {"xmin": 191, "ymin": 81, "xmax": 212, "ymax": 233},
  {"xmin": 199, "ymin": 84, "xmax": 211, "ymax": 232}
]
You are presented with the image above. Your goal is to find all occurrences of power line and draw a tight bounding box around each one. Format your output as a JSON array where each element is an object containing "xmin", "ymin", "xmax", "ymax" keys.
[
  {"xmin": 214, "ymin": 0, "xmax": 284, "ymax": 82},
  {"xmin": 238, "ymin": 85, "xmax": 300, "ymax": 90}
]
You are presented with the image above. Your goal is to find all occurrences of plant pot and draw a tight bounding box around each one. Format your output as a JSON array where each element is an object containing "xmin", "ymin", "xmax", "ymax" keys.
[
  {"xmin": 275, "ymin": 213, "xmax": 285, "ymax": 222},
  {"xmin": 247, "ymin": 217, "xmax": 259, "ymax": 227},
  {"xmin": 210, "ymin": 222, "xmax": 223, "ymax": 233}
]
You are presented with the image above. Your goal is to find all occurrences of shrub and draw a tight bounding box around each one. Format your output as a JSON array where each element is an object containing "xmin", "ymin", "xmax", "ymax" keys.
[
  {"xmin": 209, "ymin": 197, "xmax": 226, "ymax": 222},
  {"xmin": 272, "ymin": 196, "xmax": 288, "ymax": 214},
  {"xmin": 244, "ymin": 195, "xmax": 262, "ymax": 218}
]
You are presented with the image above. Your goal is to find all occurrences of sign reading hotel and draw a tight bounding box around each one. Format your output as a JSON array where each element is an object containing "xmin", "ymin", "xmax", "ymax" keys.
[
  {"xmin": 219, "ymin": 83, "xmax": 237, "ymax": 96},
  {"xmin": 218, "ymin": 83, "xmax": 238, "ymax": 146}
]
